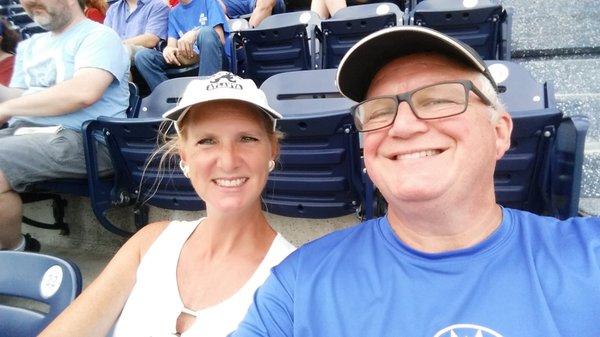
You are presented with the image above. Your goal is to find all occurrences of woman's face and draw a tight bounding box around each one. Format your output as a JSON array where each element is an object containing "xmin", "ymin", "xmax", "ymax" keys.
[{"xmin": 179, "ymin": 101, "xmax": 276, "ymax": 214}]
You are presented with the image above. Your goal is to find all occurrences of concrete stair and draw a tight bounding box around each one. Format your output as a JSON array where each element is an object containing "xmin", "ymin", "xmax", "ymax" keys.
[{"xmin": 504, "ymin": 0, "xmax": 600, "ymax": 212}]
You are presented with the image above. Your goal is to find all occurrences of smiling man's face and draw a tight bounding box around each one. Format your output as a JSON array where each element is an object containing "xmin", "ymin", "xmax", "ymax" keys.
[{"xmin": 362, "ymin": 53, "xmax": 510, "ymax": 207}]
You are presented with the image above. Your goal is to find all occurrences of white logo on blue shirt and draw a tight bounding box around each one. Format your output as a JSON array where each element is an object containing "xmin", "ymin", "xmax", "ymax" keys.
[
  {"xmin": 199, "ymin": 13, "xmax": 208, "ymax": 26},
  {"xmin": 434, "ymin": 324, "xmax": 503, "ymax": 337}
]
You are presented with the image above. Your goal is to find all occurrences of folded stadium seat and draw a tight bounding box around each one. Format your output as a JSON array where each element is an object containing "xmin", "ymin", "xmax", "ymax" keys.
[
  {"xmin": 235, "ymin": 11, "xmax": 321, "ymax": 86},
  {"xmin": 19, "ymin": 22, "xmax": 46, "ymax": 39},
  {"xmin": 319, "ymin": 2, "xmax": 403, "ymax": 69},
  {"xmin": 84, "ymin": 77, "xmax": 202, "ymax": 237},
  {"xmin": 8, "ymin": 11, "xmax": 33, "ymax": 29},
  {"xmin": 0, "ymin": 251, "xmax": 82, "ymax": 337},
  {"xmin": 18, "ymin": 82, "xmax": 141, "ymax": 235},
  {"xmin": 486, "ymin": 60, "xmax": 587, "ymax": 219},
  {"xmin": 260, "ymin": 68, "xmax": 374, "ymax": 219},
  {"xmin": 411, "ymin": 0, "xmax": 511, "ymax": 60}
]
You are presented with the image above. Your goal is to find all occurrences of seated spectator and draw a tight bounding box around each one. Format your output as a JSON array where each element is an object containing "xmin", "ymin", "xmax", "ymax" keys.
[
  {"xmin": 104, "ymin": 0, "xmax": 169, "ymax": 58},
  {"xmin": 134, "ymin": 0, "xmax": 229, "ymax": 90},
  {"xmin": 311, "ymin": 0, "xmax": 404, "ymax": 19},
  {"xmin": 39, "ymin": 72, "xmax": 295, "ymax": 337},
  {"xmin": 84, "ymin": 0, "xmax": 108, "ymax": 23},
  {"xmin": 221, "ymin": 0, "xmax": 285, "ymax": 27},
  {"xmin": 0, "ymin": 0, "xmax": 129, "ymax": 252},
  {"xmin": 230, "ymin": 27, "xmax": 600, "ymax": 336},
  {"xmin": 0, "ymin": 19, "xmax": 20, "ymax": 86}
]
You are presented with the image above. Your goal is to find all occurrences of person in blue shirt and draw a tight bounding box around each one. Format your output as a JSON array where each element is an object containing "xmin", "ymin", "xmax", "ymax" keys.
[
  {"xmin": 0, "ymin": 0, "xmax": 129, "ymax": 252},
  {"xmin": 134, "ymin": 0, "xmax": 229, "ymax": 90},
  {"xmin": 231, "ymin": 26, "xmax": 600, "ymax": 337},
  {"xmin": 104, "ymin": 0, "xmax": 169, "ymax": 58},
  {"xmin": 221, "ymin": 0, "xmax": 284, "ymax": 27}
]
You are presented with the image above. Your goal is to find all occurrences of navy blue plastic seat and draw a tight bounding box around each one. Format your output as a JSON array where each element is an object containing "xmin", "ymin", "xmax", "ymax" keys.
[
  {"xmin": 83, "ymin": 78, "xmax": 199, "ymax": 236},
  {"xmin": 260, "ymin": 69, "xmax": 373, "ymax": 219},
  {"xmin": 235, "ymin": 11, "xmax": 321, "ymax": 85},
  {"xmin": 138, "ymin": 77, "xmax": 194, "ymax": 118},
  {"xmin": 319, "ymin": 2, "xmax": 403, "ymax": 69},
  {"xmin": 19, "ymin": 22, "xmax": 45, "ymax": 39},
  {"xmin": 83, "ymin": 117, "xmax": 205, "ymax": 236},
  {"xmin": 411, "ymin": 0, "xmax": 512, "ymax": 60},
  {"xmin": 0, "ymin": 251, "xmax": 82, "ymax": 337},
  {"xmin": 487, "ymin": 60, "xmax": 587, "ymax": 218}
]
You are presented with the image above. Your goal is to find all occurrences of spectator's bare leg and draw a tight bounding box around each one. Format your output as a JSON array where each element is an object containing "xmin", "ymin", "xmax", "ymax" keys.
[
  {"xmin": 0, "ymin": 170, "xmax": 22, "ymax": 250},
  {"xmin": 311, "ymin": 0, "xmax": 346, "ymax": 19}
]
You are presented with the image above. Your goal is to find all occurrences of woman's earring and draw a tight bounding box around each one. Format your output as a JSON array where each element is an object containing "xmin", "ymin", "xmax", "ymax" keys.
[
  {"xmin": 268, "ymin": 160, "xmax": 275, "ymax": 172},
  {"xmin": 179, "ymin": 160, "xmax": 190, "ymax": 178}
]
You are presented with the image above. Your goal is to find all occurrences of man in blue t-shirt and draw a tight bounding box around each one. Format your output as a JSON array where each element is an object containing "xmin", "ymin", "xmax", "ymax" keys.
[
  {"xmin": 231, "ymin": 26, "xmax": 600, "ymax": 337},
  {"xmin": 134, "ymin": 0, "xmax": 229, "ymax": 90},
  {"xmin": 0, "ymin": 0, "xmax": 129, "ymax": 252}
]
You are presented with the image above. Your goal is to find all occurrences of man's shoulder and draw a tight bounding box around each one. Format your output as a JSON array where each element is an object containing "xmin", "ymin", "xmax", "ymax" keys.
[
  {"xmin": 144, "ymin": 0, "xmax": 170, "ymax": 10},
  {"xmin": 281, "ymin": 218, "xmax": 381, "ymax": 266},
  {"xmin": 506, "ymin": 207, "xmax": 600, "ymax": 249}
]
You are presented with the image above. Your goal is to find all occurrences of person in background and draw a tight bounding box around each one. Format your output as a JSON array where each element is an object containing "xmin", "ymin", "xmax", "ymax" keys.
[
  {"xmin": 104, "ymin": 0, "xmax": 169, "ymax": 58},
  {"xmin": 0, "ymin": 0, "xmax": 129, "ymax": 252},
  {"xmin": 39, "ymin": 72, "xmax": 295, "ymax": 337},
  {"xmin": 134, "ymin": 0, "xmax": 229, "ymax": 91},
  {"xmin": 84, "ymin": 0, "xmax": 108, "ymax": 23},
  {"xmin": 0, "ymin": 19, "xmax": 20, "ymax": 86}
]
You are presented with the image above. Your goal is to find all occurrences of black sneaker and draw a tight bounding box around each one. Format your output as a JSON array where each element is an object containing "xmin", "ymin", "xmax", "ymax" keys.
[{"xmin": 23, "ymin": 234, "xmax": 41, "ymax": 252}]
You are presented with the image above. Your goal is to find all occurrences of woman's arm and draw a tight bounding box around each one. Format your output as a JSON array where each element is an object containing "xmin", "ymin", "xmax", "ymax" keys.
[{"xmin": 39, "ymin": 221, "xmax": 170, "ymax": 337}]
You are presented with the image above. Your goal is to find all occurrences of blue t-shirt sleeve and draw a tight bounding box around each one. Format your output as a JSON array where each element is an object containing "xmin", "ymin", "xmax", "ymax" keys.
[
  {"xmin": 9, "ymin": 40, "xmax": 28, "ymax": 89},
  {"xmin": 231, "ymin": 256, "xmax": 297, "ymax": 337},
  {"xmin": 74, "ymin": 27, "xmax": 129, "ymax": 84},
  {"xmin": 144, "ymin": 2, "xmax": 169, "ymax": 39},
  {"xmin": 207, "ymin": 0, "xmax": 228, "ymax": 29}
]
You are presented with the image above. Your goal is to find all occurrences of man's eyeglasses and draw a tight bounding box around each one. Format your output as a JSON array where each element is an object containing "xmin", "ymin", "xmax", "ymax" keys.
[{"xmin": 351, "ymin": 80, "xmax": 493, "ymax": 132}]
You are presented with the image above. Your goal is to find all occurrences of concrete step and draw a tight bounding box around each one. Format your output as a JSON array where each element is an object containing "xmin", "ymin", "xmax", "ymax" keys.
[
  {"xmin": 502, "ymin": 0, "xmax": 600, "ymax": 57},
  {"xmin": 582, "ymin": 144, "xmax": 600, "ymax": 197},
  {"xmin": 580, "ymin": 197, "xmax": 600, "ymax": 216}
]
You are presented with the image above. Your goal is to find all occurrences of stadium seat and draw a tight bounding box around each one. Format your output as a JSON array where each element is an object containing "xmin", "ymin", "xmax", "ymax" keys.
[
  {"xmin": 411, "ymin": 0, "xmax": 512, "ymax": 60},
  {"xmin": 0, "ymin": 251, "xmax": 82, "ymax": 337},
  {"xmin": 319, "ymin": 2, "xmax": 403, "ymax": 69},
  {"xmin": 235, "ymin": 11, "xmax": 321, "ymax": 85},
  {"xmin": 83, "ymin": 117, "xmax": 205, "ymax": 236},
  {"xmin": 19, "ymin": 22, "xmax": 46, "ymax": 39},
  {"xmin": 8, "ymin": 12, "xmax": 33, "ymax": 28},
  {"xmin": 80, "ymin": 77, "xmax": 198, "ymax": 236},
  {"xmin": 487, "ymin": 60, "xmax": 585, "ymax": 218},
  {"xmin": 260, "ymin": 69, "xmax": 373, "ymax": 219},
  {"xmin": 138, "ymin": 77, "xmax": 195, "ymax": 118},
  {"xmin": 127, "ymin": 82, "xmax": 141, "ymax": 118}
]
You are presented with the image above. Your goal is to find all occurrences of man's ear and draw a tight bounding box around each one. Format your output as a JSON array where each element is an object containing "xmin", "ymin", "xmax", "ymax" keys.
[{"xmin": 494, "ymin": 111, "xmax": 513, "ymax": 160}]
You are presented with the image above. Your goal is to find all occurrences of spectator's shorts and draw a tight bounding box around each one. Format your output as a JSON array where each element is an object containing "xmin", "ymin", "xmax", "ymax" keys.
[{"xmin": 0, "ymin": 120, "xmax": 111, "ymax": 192}]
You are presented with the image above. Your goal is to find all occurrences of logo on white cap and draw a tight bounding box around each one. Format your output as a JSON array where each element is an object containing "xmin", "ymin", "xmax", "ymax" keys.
[{"xmin": 206, "ymin": 72, "xmax": 243, "ymax": 91}]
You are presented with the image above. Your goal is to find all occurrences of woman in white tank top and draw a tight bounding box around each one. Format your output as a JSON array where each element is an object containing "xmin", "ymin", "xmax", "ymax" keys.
[{"xmin": 40, "ymin": 72, "xmax": 295, "ymax": 337}]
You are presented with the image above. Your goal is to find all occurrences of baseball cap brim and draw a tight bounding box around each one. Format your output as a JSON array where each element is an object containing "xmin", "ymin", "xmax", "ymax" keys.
[{"xmin": 336, "ymin": 26, "xmax": 498, "ymax": 102}]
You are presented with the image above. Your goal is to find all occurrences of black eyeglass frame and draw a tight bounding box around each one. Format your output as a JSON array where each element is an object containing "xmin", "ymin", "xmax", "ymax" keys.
[{"xmin": 351, "ymin": 80, "xmax": 494, "ymax": 133}]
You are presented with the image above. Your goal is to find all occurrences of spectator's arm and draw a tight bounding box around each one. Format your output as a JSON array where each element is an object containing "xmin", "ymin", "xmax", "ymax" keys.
[
  {"xmin": 38, "ymin": 221, "xmax": 170, "ymax": 337},
  {"xmin": 248, "ymin": 0, "xmax": 276, "ymax": 27},
  {"xmin": 0, "ymin": 68, "xmax": 113, "ymax": 120},
  {"xmin": 122, "ymin": 33, "xmax": 161, "ymax": 48}
]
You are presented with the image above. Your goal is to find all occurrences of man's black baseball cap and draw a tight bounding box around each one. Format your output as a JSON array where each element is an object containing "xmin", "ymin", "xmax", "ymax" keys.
[{"xmin": 336, "ymin": 26, "xmax": 498, "ymax": 102}]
